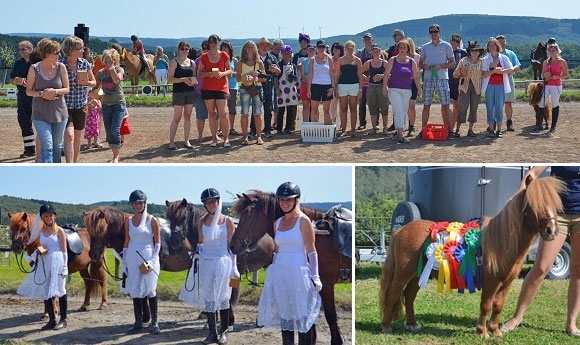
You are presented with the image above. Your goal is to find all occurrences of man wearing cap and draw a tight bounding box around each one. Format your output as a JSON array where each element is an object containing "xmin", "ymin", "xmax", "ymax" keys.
[
  {"xmin": 270, "ymin": 39, "xmax": 283, "ymax": 129},
  {"xmin": 293, "ymin": 33, "xmax": 312, "ymax": 123},
  {"xmin": 448, "ymin": 33, "xmax": 468, "ymax": 136},
  {"xmin": 387, "ymin": 29, "xmax": 405, "ymax": 59},
  {"xmin": 355, "ymin": 33, "xmax": 374, "ymax": 130},
  {"xmin": 496, "ymin": 35, "xmax": 520, "ymax": 132},
  {"xmin": 256, "ymin": 37, "xmax": 280, "ymax": 138},
  {"xmin": 419, "ymin": 24, "xmax": 455, "ymax": 140}
]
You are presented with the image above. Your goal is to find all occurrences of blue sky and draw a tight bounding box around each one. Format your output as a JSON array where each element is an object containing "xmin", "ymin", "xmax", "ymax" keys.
[
  {"xmin": 0, "ymin": 165, "xmax": 352, "ymax": 205},
  {"xmin": 2, "ymin": 1, "xmax": 574, "ymax": 40}
]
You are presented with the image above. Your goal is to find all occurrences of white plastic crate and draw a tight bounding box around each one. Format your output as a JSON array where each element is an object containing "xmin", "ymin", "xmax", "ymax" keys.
[{"xmin": 300, "ymin": 123, "xmax": 337, "ymax": 143}]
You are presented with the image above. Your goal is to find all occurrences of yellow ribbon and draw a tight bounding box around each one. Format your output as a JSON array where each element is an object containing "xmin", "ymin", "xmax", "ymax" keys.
[
  {"xmin": 434, "ymin": 244, "xmax": 451, "ymax": 293},
  {"xmin": 447, "ymin": 221, "xmax": 464, "ymax": 242}
]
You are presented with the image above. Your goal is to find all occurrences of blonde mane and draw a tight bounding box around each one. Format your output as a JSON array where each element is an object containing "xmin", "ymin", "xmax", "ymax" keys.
[{"xmin": 483, "ymin": 177, "xmax": 565, "ymax": 276}]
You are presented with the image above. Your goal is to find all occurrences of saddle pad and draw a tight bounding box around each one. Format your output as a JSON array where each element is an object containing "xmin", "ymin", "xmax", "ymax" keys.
[{"xmin": 62, "ymin": 224, "xmax": 83, "ymax": 255}]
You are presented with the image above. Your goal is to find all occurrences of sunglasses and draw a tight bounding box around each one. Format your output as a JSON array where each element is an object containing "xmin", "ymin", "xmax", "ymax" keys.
[
  {"xmin": 451, "ymin": 39, "xmax": 460, "ymax": 43},
  {"xmin": 429, "ymin": 30, "xmax": 440, "ymax": 34}
]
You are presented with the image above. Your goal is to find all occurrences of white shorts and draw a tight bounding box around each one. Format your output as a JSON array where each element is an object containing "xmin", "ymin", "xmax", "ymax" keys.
[{"xmin": 338, "ymin": 83, "xmax": 360, "ymax": 97}]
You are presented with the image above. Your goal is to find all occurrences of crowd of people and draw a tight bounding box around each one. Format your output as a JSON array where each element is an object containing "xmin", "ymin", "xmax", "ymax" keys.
[
  {"xmin": 16, "ymin": 182, "xmax": 323, "ymax": 344},
  {"xmin": 9, "ymin": 26, "xmax": 568, "ymax": 161}
]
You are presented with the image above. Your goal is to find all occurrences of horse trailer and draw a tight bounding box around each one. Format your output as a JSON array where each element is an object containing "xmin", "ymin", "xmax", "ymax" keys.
[{"xmin": 390, "ymin": 166, "xmax": 571, "ymax": 280}]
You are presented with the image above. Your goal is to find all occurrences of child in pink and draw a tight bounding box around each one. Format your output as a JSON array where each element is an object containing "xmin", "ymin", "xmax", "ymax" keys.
[{"xmin": 85, "ymin": 88, "xmax": 103, "ymax": 148}]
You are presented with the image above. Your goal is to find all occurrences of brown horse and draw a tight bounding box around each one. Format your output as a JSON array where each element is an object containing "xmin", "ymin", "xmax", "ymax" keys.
[
  {"xmin": 528, "ymin": 81, "xmax": 552, "ymax": 129},
  {"xmin": 531, "ymin": 42, "xmax": 547, "ymax": 80},
  {"xmin": 120, "ymin": 47, "xmax": 157, "ymax": 92},
  {"xmin": 9, "ymin": 211, "xmax": 108, "ymax": 312},
  {"xmin": 231, "ymin": 190, "xmax": 352, "ymax": 345},
  {"xmin": 379, "ymin": 176, "xmax": 565, "ymax": 337}
]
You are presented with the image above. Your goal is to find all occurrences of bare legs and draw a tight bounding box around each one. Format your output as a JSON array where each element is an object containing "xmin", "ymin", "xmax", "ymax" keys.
[
  {"xmin": 63, "ymin": 125, "xmax": 83, "ymax": 163},
  {"xmin": 169, "ymin": 104, "xmax": 193, "ymax": 148},
  {"xmin": 502, "ymin": 232, "xmax": 567, "ymax": 331},
  {"xmin": 339, "ymin": 95, "xmax": 358, "ymax": 135},
  {"xmin": 567, "ymin": 233, "xmax": 580, "ymax": 334},
  {"xmin": 205, "ymin": 99, "xmax": 230, "ymax": 146}
]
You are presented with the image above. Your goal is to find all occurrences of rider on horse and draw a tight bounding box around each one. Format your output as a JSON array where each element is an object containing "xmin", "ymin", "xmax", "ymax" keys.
[{"xmin": 131, "ymin": 35, "xmax": 152, "ymax": 73}]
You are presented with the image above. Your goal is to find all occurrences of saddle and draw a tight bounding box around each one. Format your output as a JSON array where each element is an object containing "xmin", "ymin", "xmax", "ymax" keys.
[
  {"xmin": 329, "ymin": 205, "xmax": 352, "ymax": 259},
  {"xmin": 61, "ymin": 224, "xmax": 83, "ymax": 263},
  {"xmin": 157, "ymin": 217, "xmax": 173, "ymax": 257}
]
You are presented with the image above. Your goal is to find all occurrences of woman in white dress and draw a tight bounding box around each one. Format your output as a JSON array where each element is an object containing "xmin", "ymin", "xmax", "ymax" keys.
[
  {"xmin": 18, "ymin": 204, "xmax": 68, "ymax": 331},
  {"xmin": 179, "ymin": 188, "xmax": 238, "ymax": 345},
  {"xmin": 257, "ymin": 182, "xmax": 322, "ymax": 345},
  {"xmin": 122, "ymin": 190, "xmax": 161, "ymax": 335}
]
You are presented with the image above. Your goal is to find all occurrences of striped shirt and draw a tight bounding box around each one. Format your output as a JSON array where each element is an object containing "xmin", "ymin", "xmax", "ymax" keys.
[
  {"xmin": 455, "ymin": 57, "xmax": 483, "ymax": 95},
  {"xmin": 62, "ymin": 58, "xmax": 92, "ymax": 109}
]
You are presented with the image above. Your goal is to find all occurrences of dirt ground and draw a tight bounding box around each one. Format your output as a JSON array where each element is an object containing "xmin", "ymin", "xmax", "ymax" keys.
[
  {"xmin": 1, "ymin": 101, "xmax": 579, "ymax": 163},
  {"xmin": 0, "ymin": 294, "xmax": 352, "ymax": 344}
]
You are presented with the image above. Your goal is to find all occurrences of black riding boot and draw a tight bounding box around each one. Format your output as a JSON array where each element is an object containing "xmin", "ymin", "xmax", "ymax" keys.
[
  {"xmin": 149, "ymin": 296, "xmax": 160, "ymax": 334},
  {"xmin": 298, "ymin": 324, "xmax": 317, "ymax": 345},
  {"xmin": 218, "ymin": 308, "xmax": 230, "ymax": 344},
  {"xmin": 127, "ymin": 298, "xmax": 144, "ymax": 334},
  {"xmin": 41, "ymin": 299, "xmax": 56, "ymax": 330},
  {"xmin": 549, "ymin": 106, "xmax": 559, "ymax": 133},
  {"xmin": 281, "ymin": 330, "xmax": 295, "ymax": 345},
  {"xmin": 202, "ymin": 312, "xmax": 218, "ymax": 344},
  {"xmin": 53, "ymin": 295, "xmax": 67, "ymax": 330},
  {"xmin": 532, "ymin": 107, "xmax": 545, "ymax": 132}
]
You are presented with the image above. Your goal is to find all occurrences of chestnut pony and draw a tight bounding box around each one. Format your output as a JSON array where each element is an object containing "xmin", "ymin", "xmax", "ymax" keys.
[
  {"xmin": 231, "ymin": 190, "xmax": 352, "ymax": 345},
  {"xmin": 379, "ymin": 176, "xmax": 565, "ymax": 337},
  {"xmin": 9, "ymin": 211, "xmax": 108, "ymax": 311},
  {"xmin": 120, "ymin": 47, "xmax": 157, "ymax": 91}
]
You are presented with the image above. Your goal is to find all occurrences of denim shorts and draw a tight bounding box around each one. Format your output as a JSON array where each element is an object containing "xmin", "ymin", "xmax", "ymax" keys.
[{"xmin": 239, "ymin": 87, "xmax": 263, "ymax": 115}]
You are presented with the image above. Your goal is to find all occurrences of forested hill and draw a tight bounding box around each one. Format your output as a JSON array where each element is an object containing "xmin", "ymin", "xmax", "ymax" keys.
[
  {"xmin": 0, "ymin": 196, "xmax": 350, "ymax": 227},
  {"xmin": 354, "ymin": 14, "xmax": 580, "ymax": 48}
]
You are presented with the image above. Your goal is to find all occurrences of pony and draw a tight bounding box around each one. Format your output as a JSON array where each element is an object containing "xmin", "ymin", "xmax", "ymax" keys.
[
  {"xmin": 528, "ymin": 82, "xmax": 551, "ymax": 129},
  {"xmin": 120, "ymin": 46, "xmax": 157, "ymax": 92},
  {"xmin": 379, "ymin": 176, "xmax": 565, "ymax": 338},
  {"xmin": 530, "ymin": 42, "xmax": 547, "ymax": 80},
  {"xmin": 164, "ymin": 198, "xmax": 276, "ymax": 327},
  {"xmin": 8, "ymin": 211, "xmax": 108, "ymax": 312},
  {"xmin": 231, "ymin": 190, "xmax": 352, "ymax": 345}
]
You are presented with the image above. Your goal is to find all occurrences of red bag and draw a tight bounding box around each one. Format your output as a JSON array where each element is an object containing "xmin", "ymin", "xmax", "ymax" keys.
[{"xmin": 120, "ymin": 117, "xmax": 131, "ymax": 135}]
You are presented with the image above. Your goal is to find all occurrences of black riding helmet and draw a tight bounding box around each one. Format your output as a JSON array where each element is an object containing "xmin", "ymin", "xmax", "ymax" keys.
[
  {"xmin": 200, "ymin": 188, "xmax": 220, "ymax": 202},
  {"xmin": 130, "ymin": 35, "xmax": 138, "ymax": 42},
  {"xmin": 276, "ymin": 182, "xmax": 301, "ymax": 199},
  {"xmin": 276, "ymin": 182, "xmax": 301, "ymax": 214},
  {"xmin": 39, "ymin": 204, "xmax": 56, "ymax": 215},
  {"xmin": 129, "ymin": 190, "xmax": 147, "ymax": 204}
]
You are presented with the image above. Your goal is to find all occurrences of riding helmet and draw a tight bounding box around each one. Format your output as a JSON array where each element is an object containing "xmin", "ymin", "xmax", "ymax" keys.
[
  {"xmin": 129, "ymin": 190, "xmax": 147, "ymax": 204},
  {"xmin": 130, "ymin": 35, "xmax": 138, "ymax": 42},
  {"xmin": 39, "ymin": 203, "xmax": 56, "ymax": 215},
  {"xmin": 276, "ymin": 182, "xmax": 301, "ymax": 199},
  {"xmin": 200, "ymin": 188, "xmax": 220, "ymax": 202}
]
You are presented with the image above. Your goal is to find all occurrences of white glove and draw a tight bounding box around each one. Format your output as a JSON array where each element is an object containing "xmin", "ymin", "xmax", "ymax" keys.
[
  {"xmin": 230, "ymin": 253, "xmax": 240, "ymax": 278},
  {"xmin": 196, "ymin": 243, "xmax": 203, "ymax": 255},
  {"xmin": 60, "ymin": 251, "xmax": 69, "ymax": 276},
  {"xmin": 307, "ymin": 251, "xmax": 323, "ymax": 292},
  {"xmin": 25, "ymin": 251, "xmax": 38, "ymax": 266},
  {"xmin": 151, "ymin": 243, "xmax": 161, "ymax": 261},
  {"xmin": 121, "ymin": 247, "xmax": 128, "ymax": 269}
]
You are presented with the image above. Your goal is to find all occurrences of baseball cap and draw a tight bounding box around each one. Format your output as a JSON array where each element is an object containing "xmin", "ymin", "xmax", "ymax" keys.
[{"xmin": 363, "ymin": 33, "xmax": 373, "ymax": 39}]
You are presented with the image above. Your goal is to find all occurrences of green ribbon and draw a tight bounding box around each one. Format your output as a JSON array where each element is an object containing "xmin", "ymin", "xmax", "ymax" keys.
[{"xmin": 459, "ymin": 228, "xmax": 481, "ymax": 275}]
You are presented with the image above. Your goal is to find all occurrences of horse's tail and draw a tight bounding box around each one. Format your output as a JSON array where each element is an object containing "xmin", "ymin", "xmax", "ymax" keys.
[
  {"xmin": 379, "ymin": 241, "xmax": 404, "ymax": 324},
  {"xmin": 88, "ymin": 262, "xmax": 104, "ymax": 299}
]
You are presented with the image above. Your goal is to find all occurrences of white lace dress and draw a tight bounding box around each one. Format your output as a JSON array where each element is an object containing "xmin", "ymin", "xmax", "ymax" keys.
[
  {"xmin": 125, "ymin": 216, "xmax": 159, "ymax": 298},
  {"xmin": 179, "ymin": 219, "xmax": 232, "ymax": 312},
  {"xmin": 257, "ymin": 215, "xmax": 321, "ymax": 332},
  {"xmin": 17, "ymin": 230, "xmax": 66, "ymax": 300}
]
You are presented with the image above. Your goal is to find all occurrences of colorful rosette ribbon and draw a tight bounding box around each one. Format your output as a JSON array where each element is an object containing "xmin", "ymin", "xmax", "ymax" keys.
[
  {"xmin": 418, "ymin": 242, "xmax": 441, "ymax": 290},
  {"xmin": 443, "ymin": 240, "xmax": 465, "ymax": 292},
  {"xmin": 459, "ymin": 228, "xmax": 483, "ymax": 291}
]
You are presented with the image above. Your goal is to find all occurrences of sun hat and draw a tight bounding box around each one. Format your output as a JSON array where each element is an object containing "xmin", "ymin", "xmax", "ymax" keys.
[{"xmin": 257, "ymin": 37, "xmax": 273, "ymax": 49}]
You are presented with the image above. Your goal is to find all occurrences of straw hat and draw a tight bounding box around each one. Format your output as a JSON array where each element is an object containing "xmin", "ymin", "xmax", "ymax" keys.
[{"xmin": 257, "ymin": 37, "xmax": 273, "ymax": 49}]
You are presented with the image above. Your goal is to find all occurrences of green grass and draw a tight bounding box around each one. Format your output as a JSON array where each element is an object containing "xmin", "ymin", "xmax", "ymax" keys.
[
  {"xmin": 0, "ymin": 250, "xmax": 351, "ymax": 308},
  {"xmin": 356, "ymin": 262, "xmax": 576, "ymax": 344}
]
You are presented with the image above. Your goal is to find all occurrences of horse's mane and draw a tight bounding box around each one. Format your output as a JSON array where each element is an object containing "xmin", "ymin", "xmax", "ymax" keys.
[
  {"xmin": 232, "ymin": 190, "xmax": 279, "ymax": 219},
  {"xmin": 483, "ymin": 177, "xmax": 565, "ymax": 276},
  {"xmin": 85, "ymin": 206, "xmax": 128, "ymax": 238},
  {"xmin": 299, "ymin": 204, "xmax": 325, "ymax": 221},
  {"xmin": 528, "ymin": 82, "xmax": 544, "ymax": 105}
]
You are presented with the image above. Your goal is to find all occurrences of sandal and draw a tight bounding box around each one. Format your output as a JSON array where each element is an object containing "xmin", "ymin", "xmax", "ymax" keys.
[
  {"xmin": 467, "ymin": 129, "xmax": 476, "ymax": 137},
  {"xmin": 256, "ymin": 138, "xmax": 264, "ymax": 145},
  {"xmin": 168, "ymin": 145, "xmax": 177, "ymax": 150},
  {"xmin": 210, "ymin": 142, "xmax": 217, "ymax": 147},
  {"xmin": 499, "ymin": 318, "xmax": 522, "ymax": 334},
  {"xmin": 398, "ymin": 137, "xmax": 409, "ymax": 144},
  {"xmin": 241, "ymin": 139, "xmax": 249, "ymax": 145},
  {"xmin": 229, "ymin": 129, "xmax": 240, "ymax": 136}
]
